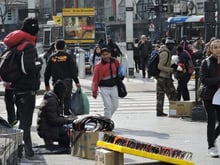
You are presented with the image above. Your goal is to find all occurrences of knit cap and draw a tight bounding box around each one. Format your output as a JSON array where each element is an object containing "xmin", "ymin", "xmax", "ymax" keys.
[{"xmin": 21, "ymin": 17, "xmax": 39, "ymax": 36}]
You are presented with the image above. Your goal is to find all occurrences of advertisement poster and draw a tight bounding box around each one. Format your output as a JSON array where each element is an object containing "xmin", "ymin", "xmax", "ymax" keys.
[{"xmin": 62, "ymin": 8, "xmax": 95, "ymax": 43}]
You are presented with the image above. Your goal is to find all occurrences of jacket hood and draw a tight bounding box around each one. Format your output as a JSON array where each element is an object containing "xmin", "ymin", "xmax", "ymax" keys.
[
  {"xmin": 44, "ymin": 91, "xmax": 59, "ymax": 100},
  {"xmin": 3, "ymin": 30, "xmax": 37, "ymax": 48},
  {"xmin": 160, "ymin": 45, "xmax": 170, "ymax": 52}
]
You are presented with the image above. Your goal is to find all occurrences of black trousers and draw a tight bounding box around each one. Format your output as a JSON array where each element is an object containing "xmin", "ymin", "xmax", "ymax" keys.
[
  {"xmin": 58, "ymin": 127, "xmax": 70, "ymax": 148},
  {"xmin": 134, "ymin": 57, "xmax": 140, "ymax": 72},
  {"xmin": 4, "ymin": 89, "xmax": 17, "ymax": 124},
  {"xmin": 63, "ymin": 79, "xmax": 73, "ymax": 116},
  {"xmin": 203, "ymin": 100, "xmax": 220, "ymax": 149},
  {"xmin": 176, "ymin": 73, "xmax": 191, "ymax": 101},
  {"xmin": 140, "ymin": 56, "xmax": 148, "ymax": 78},
  {"xmin": 15, "ymin": 90, "xmax": 36, "ymax": 157}
]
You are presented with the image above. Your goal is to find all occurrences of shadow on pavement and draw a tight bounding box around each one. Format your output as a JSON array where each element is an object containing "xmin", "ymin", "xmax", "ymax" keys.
[{"xmin": 114, "ymin": 128, "xmax": 170, "ymax": 139}]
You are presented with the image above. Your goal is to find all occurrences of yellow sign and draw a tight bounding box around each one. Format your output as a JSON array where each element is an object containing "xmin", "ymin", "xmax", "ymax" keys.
[
  {"xmin": 52, "ymin": 16, "xmax": 62, "ymax": 26},
  {"xmin": 62, "ymin": 8, "xmax": 95, "ymax": 43},
  {"xmin": 65, "ymin": 39, "xmax": 95, "ymax": 44},
  {"xmin": 62, "ymin": 8, "xmax": 95, "ymax": 16}
]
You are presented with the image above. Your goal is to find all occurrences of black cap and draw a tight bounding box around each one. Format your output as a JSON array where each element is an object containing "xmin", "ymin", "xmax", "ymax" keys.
[
  {"xmin": 55, "ymin": 39, "xmax": 66, "ymax": 50},
  {"xmin": 100, "ymin": 48, "xmax": 111, "ymax": 54},
  {"xmin": 21, "ymin": 17, "xmax": 39, "ymax": 36}
]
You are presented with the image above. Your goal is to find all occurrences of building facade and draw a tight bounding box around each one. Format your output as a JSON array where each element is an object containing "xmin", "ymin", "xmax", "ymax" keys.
[{"xmin": 0, "ymin": 0, "xmax": 210, "ymax": 42}]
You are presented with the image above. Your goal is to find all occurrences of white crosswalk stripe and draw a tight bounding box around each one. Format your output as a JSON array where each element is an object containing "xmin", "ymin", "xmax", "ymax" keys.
[
  {"xmin": 88, "ymin": 92, "xmax": 170, "ymax": 114},
  {"xmin": 36, "ymin": 92, "xmax": 170, "ymax": 114}
]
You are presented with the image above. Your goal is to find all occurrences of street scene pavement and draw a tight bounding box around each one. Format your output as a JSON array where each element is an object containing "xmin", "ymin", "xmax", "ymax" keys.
[{"xmin": 0, "ymin": 72, "xmax": 220, "ymax": 165}]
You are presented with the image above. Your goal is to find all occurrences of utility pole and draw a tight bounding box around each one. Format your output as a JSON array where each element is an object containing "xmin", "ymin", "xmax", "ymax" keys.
[
  {"xmin": 204, "ymin": 0, "xmax": 215, "ymax": 42},
  {"xmin": 158, "ymin": 0, "xmax": 163, "ymax": 39},
  {"xmin": 125, "ymin": 0, "xmax": 134, "ymax": 78},
  {"xmin": 28, "ymin": 0, "xmax": 36, "ymax": 17}
]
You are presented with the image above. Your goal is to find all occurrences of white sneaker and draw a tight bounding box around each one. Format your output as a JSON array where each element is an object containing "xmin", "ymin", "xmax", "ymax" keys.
[{"xmin": 208, "ymin": 146, "xmax": 219, "ymax": 157}]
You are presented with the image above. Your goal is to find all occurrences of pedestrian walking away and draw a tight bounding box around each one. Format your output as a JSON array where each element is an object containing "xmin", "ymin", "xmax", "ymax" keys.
[
  {"xmin": 200, "ymin": 39, "xmax": 220, "ymax": 157},
  {"xmin": 3, "ymin": 17, "xmax": 42, "ymax": 160},
  {"xmin": 156, "ymin": 38, "xmax": 177, "ymax": 117},
  {"xmin": 92, "ymin": 48, "xmax": 120, "ymax": 119},
  {"xmin": 175, "ymin": 45, "xmax": 191, "ymax": 101},
  {"xmin": 44, "ymin": 39, "xmax": 81, "ymax": 116},
  {"xmin": 107, "ymin": 38, "xmax": 122, "ymax": 58}
]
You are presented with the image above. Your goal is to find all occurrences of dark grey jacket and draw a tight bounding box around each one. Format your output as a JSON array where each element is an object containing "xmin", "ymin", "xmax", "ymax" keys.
[{"xmin": 37, "ymin": 91, "xmax": 70, "ymax": 140}]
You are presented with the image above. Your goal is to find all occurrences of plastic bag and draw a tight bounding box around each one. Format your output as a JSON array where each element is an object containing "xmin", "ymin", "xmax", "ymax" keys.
[
  {"xmin": 70, "ymin": 89, "xmax": 84, "ymax": 115},
  {"xmin": 70, "ymin": 89, "xmax": 90, "ymax": 115},
  {"xmin": 118, "ymin": 64, "xmax": 125, "ymax": 79},
  {"xmin": 81, "ymin": 89, "xmax": 90, "ymax": 114}
]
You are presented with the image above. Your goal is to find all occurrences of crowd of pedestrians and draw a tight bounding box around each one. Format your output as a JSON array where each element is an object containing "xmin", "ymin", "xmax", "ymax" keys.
[
  {"xmin": 0, "ymin": 16, "xmax": 220, "ymax": 161},
  {"xmin": 131, "ymin": 34, "xmax": 220, "ymax": 158}
]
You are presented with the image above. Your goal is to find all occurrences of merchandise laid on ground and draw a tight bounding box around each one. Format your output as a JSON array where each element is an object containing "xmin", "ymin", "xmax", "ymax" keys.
[
  {"xmin": 96, "ymin": 134, "xmax": 195, "ymax": 165},
  {"xmin": 70, "ymin": 115, "xmax": 115, "ymax": 160}
]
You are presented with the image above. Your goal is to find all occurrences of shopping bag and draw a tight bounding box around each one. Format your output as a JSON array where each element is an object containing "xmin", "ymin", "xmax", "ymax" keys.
[
  {"xmin": 81, "ymin": 89, "xmax": 90, "ymax": 114},
  {"xmin": 70, "ymin": 89, "xmax": 84, "ymax": 115},
  {"xmin": 117, "ymin": 79, "xmax": 127, "ymax": 98}
]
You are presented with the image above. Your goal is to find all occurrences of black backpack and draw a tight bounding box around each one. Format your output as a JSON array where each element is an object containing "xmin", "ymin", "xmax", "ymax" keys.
[
  {"xmin": 147, "ymin": 50, "xmax": 169, "ymax": 78},
  {"xmin": 0, "ymin": 43, "xmax": 23, "ymax": 82}
]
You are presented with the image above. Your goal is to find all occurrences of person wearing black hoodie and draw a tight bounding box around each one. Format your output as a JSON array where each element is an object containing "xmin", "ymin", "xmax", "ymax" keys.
[
  {"xmin": 107, "ymin": 38, "xmax": 122, "ymax": 58},
  {"xmin": 3, "ymin": 17, "xmax": 42, "ymax": 159},
  {"xmin": 37, "ymin": 80, "xmax": 75, "ymax": 148}
]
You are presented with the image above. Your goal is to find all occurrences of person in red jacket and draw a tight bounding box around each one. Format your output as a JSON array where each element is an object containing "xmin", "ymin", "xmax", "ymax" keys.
[
  {"xmin": 3, "ymin": 17, "xmax": 42, "ymax": 160},
  {"xmin": 92, "ymin": 48, "xmax": 119, "ymax": 119}
]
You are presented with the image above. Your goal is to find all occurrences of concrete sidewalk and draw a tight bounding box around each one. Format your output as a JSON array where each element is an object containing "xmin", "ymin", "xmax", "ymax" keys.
[
  {"xmin": 2, "ymin": 73, "xmax": 216, "ymax": 165},
  {"xmin": 20, "ymin": 102, "xmax": 219, "ymax": 165}
]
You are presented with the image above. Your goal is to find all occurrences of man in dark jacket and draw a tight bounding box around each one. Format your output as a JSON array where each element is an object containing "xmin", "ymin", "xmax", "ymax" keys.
[
  {"xmin": 44, "ymin": 39, "xmax": 81, "ymax": 115},
  {"xmin": 107, "ymin": 38, "xmax": 122, "ymax": 58},
  {"xmin": 37, "ymin": 80, "xmax": 75, "ymax": 148},
  {"xmin": 3, "ymin": 17, "xmax": 42, "ymax": 159}
]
